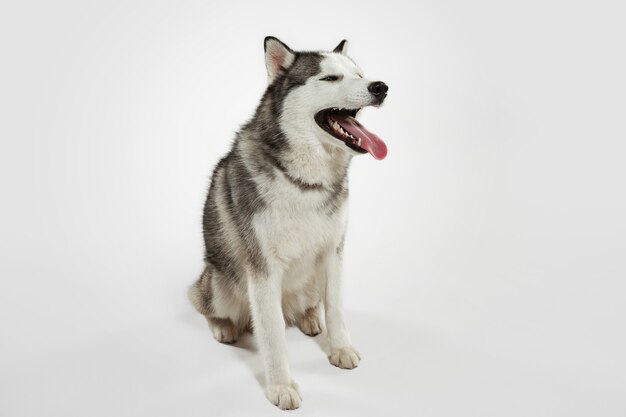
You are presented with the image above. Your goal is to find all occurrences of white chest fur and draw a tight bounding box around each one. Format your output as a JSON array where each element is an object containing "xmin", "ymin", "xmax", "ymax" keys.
[{"xmin": 253, "ymin": 194, "xmax": 347, "ymax": 267}]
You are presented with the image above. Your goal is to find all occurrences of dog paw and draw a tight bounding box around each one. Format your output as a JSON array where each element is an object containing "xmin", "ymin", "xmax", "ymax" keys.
[
  {"xmin": 266, "ymin": 381, "xmax": 302, "ymax": 410},
  {"xmin": 298, "ymin": 306, "xmax": 322, "ymax": 337},
  {"xmin": 208, "ymin": 317, "xmax": 239, "ymax": 344},
  {"xmin": 329, "ymin": 346, "xmax": 361, "ymax": 369}
]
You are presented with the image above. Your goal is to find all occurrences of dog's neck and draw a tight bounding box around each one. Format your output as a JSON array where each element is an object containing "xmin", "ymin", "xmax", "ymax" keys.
[
  {"xmin": 280, "ymin": 138, "xmax": 350, "ymax": 188},
  {"xmin": 243, "ymin": 98, "xmax": 352, "ymax": 189}
]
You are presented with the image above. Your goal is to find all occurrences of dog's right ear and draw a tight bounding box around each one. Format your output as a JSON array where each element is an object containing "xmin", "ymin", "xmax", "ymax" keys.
[
  {"xmin": 333, "ymin": 39, "xmax": 348, "ymax": 55},
  {"xmin": 264, "ymin": 36, "xmax": 295, "ymax": 84}
]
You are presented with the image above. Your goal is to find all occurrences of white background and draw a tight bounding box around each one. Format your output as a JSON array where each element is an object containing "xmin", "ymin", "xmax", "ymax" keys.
[{"xmin": 1, "ymin": 0, "xmax": 625, "ymax": 416}]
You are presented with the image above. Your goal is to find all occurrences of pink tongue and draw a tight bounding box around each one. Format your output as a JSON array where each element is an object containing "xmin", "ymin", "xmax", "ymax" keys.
[{"xmin": 333, "ymin": 113, "xmax": 388, "ymax": 160}]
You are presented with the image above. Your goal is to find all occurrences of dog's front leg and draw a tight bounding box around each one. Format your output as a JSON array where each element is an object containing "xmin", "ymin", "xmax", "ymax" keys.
[
  {"xmin": 324, "ymin": 250, "xmax": 361, "ymax": 369},
  {"xmin": 248, "ymin": 270, "xmax": 301, "ymax": 410}
]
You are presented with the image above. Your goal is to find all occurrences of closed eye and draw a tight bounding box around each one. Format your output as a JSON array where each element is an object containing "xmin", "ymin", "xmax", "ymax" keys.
[{"xmin": 320, "ymin": 75, "xmax": 341, "ymax": 81}]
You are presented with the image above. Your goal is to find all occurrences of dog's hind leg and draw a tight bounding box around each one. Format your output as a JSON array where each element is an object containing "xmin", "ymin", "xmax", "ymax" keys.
[
  {"xmin": 188, "ymin": 266, "xmax": 214, "ymax": 317},
  {"xmin": 297, "ymin": 304, "xmax": 322, "ymax": 337},
  {"xmin": 188, "ymin": 265, "xmax": 245, "ymax": 344},
  {"xmin": 206, "ymin": 317, "xmax": 239, "ymax": 344}
]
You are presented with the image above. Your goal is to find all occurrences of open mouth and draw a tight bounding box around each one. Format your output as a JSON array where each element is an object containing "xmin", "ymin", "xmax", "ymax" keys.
[{"xmin": 314, "ymin": 108, "xmax": 388, "ymax": 160}]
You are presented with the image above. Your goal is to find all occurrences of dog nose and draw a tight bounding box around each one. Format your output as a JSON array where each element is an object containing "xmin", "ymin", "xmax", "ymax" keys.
[{"xmin": 368, "ymin": 81, "xmax": 388, "ymax": 96}]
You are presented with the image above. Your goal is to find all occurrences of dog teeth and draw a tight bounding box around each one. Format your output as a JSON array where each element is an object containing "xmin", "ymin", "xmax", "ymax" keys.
[{"xmin": 328, "ymin": 117, "xmax": 362, "ymax": 147}]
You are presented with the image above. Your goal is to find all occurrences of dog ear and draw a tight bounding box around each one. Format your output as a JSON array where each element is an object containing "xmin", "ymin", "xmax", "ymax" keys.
[
  {"xmin": 333, "ymin": 39, "xmax": 348, "ymax": 55},
  {"xmin": 264, "ymin": 36, "xmax": 295, "ymax": 83}
]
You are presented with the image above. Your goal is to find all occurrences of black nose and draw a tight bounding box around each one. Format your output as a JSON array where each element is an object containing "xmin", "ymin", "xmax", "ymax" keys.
[{"xmin": 368, "ymin": 81, "xmax": 388, "ymax": 96}]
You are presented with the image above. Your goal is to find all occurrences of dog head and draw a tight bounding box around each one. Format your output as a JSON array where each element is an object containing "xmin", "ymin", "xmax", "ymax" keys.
[{"xmin": 264, "ymin": 37, "xmax": 388, "ymax": 160}]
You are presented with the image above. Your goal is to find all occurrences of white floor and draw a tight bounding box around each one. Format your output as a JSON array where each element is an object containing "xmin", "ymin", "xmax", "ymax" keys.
[{"xmin": 2, "ymin": 284, "xmax": 624, "ymax": 416}]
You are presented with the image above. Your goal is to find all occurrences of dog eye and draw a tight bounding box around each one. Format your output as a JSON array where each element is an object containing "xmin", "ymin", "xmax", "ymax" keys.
[{"xmin": 320, "ymin": 75, "xmax": 340, "ymax": 81}]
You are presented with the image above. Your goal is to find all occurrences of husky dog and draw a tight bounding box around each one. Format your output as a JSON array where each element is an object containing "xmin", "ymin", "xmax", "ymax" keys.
[{"xmin": 189, "ymin": 36, "xmax": 388, "ymax": 410}]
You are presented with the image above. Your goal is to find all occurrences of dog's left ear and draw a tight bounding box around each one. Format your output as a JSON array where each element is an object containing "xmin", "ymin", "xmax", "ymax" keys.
[
  {"xmin": 333, "ymin": 39, "xmax": 348, "ymax": 55},
  {"xmin": 264, "ymin": 36, "xmax": 295, "ymax": 84}
]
